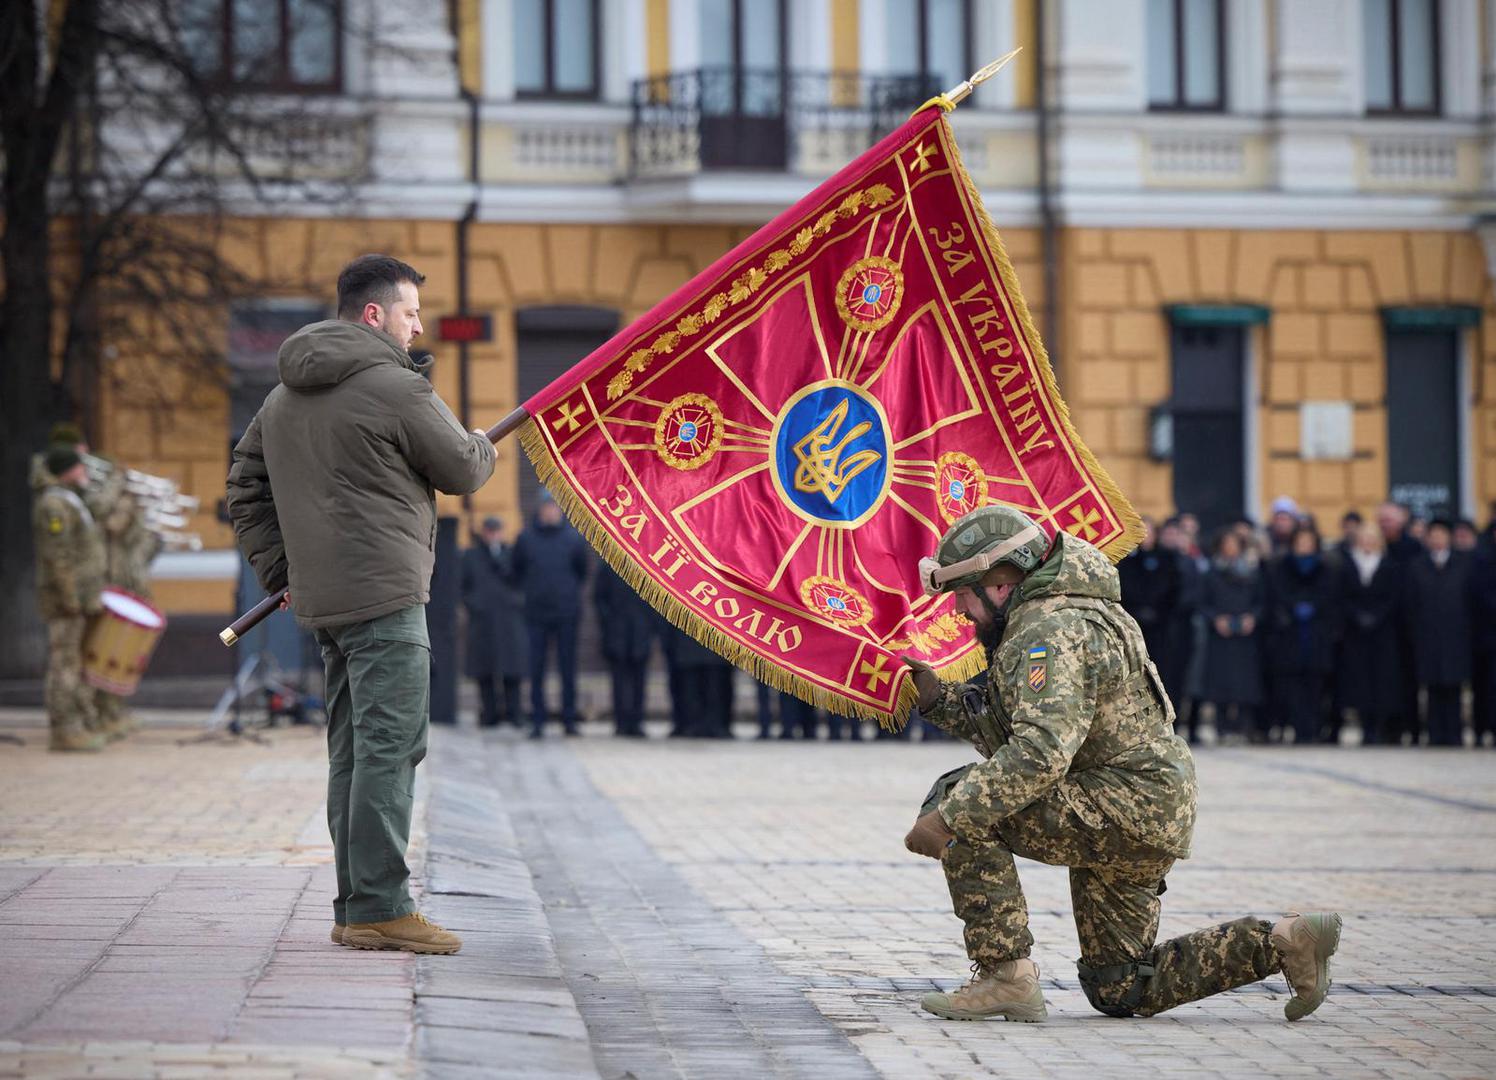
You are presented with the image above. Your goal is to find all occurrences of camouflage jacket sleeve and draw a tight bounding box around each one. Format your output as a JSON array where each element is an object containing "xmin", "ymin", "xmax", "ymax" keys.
[
  {"xmin": 938, "ymin": 612, "xmax": 1122, "ymax": 837},
  {"xmin": 921, "ymin": 679, "xmax": 993, "ymax": 752},
  {"xmin": 225, "ymin": 413, "xmax": 289, "ymax": 594},
  {"xmin": 33, "ymin": 494, "xmax": 87, "ymax": 614}
]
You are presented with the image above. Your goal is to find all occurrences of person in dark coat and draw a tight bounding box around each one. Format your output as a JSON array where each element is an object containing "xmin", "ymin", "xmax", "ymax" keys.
[
  {"xmin": 460, "ymin": 516, "xmax": 527, "ymax": 728},
  {"xmin": 777, "ymin": 692, "xmax": 818, "ymax": 740},
  {"xmin": 663, "ymin": 626, "xmax": 734, "ymax": 737},
  {"xmin": 1335, "ymin": 522, "xmax": 1403, "ymax": 745},
  {"xmin": 512, "ymin": 497, "xmax": 590, "ymax": 738},
  {"xmin": 1470, "ymin": 544, "xmax": 1496, "ymax": 747},
  {"xmin": 593, "ymin": 565, "xmax": 657, "ymax": 737},
  {"xmin": 1118, "ymin": 518, "xmax": 1182, "ymax": 704},
  {"xmin": 1159, "ymin": 517, "xmax": 1203, "ymax": 742},
  {"xmin": 1199, "ymin": 529, "xmax": 1263, "ymax": 742},
  {"xmin": 1405, "ymin": 520, "xmax": 1473, "ymax": 747},
  {"xmin": 1263, "ymin": 525, "xmax": 1342, "ymax": 744},
  {"xmin": 1375, "ymin": 501, "xmax": 1423, "ymax": 741}
]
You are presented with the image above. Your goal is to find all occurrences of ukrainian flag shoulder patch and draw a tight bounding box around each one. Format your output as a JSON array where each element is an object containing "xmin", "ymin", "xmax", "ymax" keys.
[{"xmin": 1025, "ymin": 644, "xmax": 1049, "ymax": 695}]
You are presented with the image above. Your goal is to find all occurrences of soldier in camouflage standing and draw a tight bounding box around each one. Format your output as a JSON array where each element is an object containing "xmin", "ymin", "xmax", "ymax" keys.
[
  {"xmin": 32, "ymin": 446, "xmax": 108, "ymax": 752},
  {"xmin": 901, "ymin": 505, "xmax": 1341, "ymax": 1023},
  {"xmin": 89, "ymin": 454, "xmax": 156, "ymax": 739}
]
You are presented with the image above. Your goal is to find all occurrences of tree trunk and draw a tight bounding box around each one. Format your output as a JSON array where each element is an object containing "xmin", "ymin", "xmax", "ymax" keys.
[{"xmin": 0, "ymin": 192, "xmax": 66, "ymax": 678}]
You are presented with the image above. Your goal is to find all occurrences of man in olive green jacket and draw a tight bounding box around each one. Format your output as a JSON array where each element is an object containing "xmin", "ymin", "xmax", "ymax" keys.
[
  {"xmin": 227, "ymin": 254, "xmax": 495, "ymax": 954},
  {"xmin": 902, "ymin": 506, "xmax": 1341, "ymax": 1023}
]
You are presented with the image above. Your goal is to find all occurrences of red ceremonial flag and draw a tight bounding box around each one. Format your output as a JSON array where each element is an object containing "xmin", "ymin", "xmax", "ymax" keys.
[{"xmin": 517, "ymin": 103, "xmax": 1141, "ymax": 726}]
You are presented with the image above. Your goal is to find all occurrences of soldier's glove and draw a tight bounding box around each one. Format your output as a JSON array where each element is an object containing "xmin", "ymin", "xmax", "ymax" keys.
[
  {"xmin": 904, "ymin": 809, "xmax": 956, "ymax": 861},
  {"xmin": 900, "ymin": 656, "xmax": 941, "ymax": 712}
]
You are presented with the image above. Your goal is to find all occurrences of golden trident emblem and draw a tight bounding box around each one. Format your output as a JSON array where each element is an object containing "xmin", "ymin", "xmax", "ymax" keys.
[{"xmin": 791, "ymin": 400, "xmax": 883, "ymax": 504}]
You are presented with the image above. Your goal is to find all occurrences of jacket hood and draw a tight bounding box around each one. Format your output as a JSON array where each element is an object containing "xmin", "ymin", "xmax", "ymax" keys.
[
  {"xmin": 1016, "ymin": 531, "xmax": 1122, "ymax": 604},
  {"xmin": 277, "ymin": 320, "xmax": 415, "ymax": 390}
]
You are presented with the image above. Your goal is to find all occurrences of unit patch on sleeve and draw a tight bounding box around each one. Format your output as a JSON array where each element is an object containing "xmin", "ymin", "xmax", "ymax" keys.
[{"xmin": 1025, "ymin": 644, "xmax": 1049, "ymax": 697}]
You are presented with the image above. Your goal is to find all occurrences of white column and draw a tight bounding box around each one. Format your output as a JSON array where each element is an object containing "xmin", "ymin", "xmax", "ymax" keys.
[
  {"xmin": 1225, "ymin": 0, "xmax": 1269, "ymax": 115},
  {"xmin": 1052, "ymin": 0, "xmax": 1147, "ymax": 193},
  {"xmin": 603, "ymin": 0, "xmax": 647, "ymax": 103},
  {"xmin": 1272, "ymin": 0, "xmax": 1358, "ymax": 193},
  {"xmin": 1441, "ymin": 0, "xmax": 1481, "ymax": 119},
  {"xmin": 788, "ymin": 0, "xmax": 832, "ymax": 70},
  {"xmin": 1052, "ymin": 0, "xmax": 1147, "ymax": 112},
  {"xmin": 670, "ymin": 0, "xmax": 701, "ymax": 71},
  {"xmin": 1272, "ymin": 0, "xmax": 1361, "ymax": 114}
]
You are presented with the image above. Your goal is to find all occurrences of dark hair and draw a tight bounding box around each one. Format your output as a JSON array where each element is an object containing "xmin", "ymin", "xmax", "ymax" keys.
[
  {"xmin": 1341, "ymin": 510, "xmax": 1362, "ymax": 526},
  {"xmin": 1289, "ymin": 522, "xmax": 1321, "ymax": 547},
  {"xmin": 337, "ymin": 254, "xmax": 425, "ymax": 320}
]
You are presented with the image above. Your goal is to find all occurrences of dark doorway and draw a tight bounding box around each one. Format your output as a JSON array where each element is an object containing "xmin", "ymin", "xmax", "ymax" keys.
[
  {"xmin": 1387, "ymin": 328, "xmax": 1461, "ymax": 520},
  {"xmin": 1168, "ymin": 322, "xmax": 1246, "ymax": 533},
  {"xmin": 515, "ymin": 306, "xmax": 621, "ymax": 676}
]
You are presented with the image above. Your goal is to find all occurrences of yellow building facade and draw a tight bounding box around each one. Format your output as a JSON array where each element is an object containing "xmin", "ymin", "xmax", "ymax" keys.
[{"xmin": 93, "ymin": 0, "xmax": 1496, "ymax": 625}]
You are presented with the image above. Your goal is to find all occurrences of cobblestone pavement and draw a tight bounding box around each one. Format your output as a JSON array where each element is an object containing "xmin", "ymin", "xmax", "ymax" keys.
[
  {"xmin": 564, "ymin": 734, "xmax": 1496, "ymax": 1080},
  {"xmin": 0, "ymin": 717, "xmax": 419, "ymax": 1079},
  {"xmin": 6, "ymin": 708, "xmax": 1495, "ymax": 1079}
]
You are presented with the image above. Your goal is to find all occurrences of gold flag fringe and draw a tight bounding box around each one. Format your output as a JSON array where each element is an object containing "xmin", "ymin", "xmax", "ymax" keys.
[{"xmin": 518, "ymin": 113, "xmax": 1141, "ymax": 728}]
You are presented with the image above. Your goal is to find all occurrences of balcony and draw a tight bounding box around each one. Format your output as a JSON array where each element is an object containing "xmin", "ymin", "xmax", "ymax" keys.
[{"xmin": 629, "ymin": 68, "xmax": 943, "ymax": 179}]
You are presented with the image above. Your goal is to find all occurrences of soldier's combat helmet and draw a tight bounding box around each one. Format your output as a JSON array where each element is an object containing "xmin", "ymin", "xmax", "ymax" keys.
[{"xmin": 918, "ymin": 505, "xmax": 1051, "ymax": 596}]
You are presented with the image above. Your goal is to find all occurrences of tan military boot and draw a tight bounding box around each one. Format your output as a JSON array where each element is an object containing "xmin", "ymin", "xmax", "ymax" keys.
[
  {"xmin": 343, "ymin": 913, "xmax": 461, "ymax": 954},
  {"xmin": 1271, "ymin": 911, "xmax": 1342, "ymax": 1021},
  {"xmin": 331, "ymin": 924, "xmax": 345, "ymax": 945},
  {"xmin": 921, "ymin": 959, "xmax": 1048, "ymax": 1022},
  {"xmin": 50, "ymin": 725, "xmax": 106, "ymax": 752}
]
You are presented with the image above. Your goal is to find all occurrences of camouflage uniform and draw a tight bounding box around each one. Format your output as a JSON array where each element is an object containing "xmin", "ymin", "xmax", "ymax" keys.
[
  {"xmin": 923, "ymin": 530, "xmax": 1281, "ymax": 1017},
  {"xmin": 33, "ymin": 471, "xmax": 108, "ymax": 747},
  {"xmin": 88, "ymin": 461, "xmax": 156, "ymax": 734}
]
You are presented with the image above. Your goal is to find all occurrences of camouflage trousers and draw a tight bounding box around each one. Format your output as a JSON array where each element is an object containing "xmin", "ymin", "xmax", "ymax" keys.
[
  {"xmin": 45, "ymin": 617, "xmax": 99, "ymax": 737},
  {"xmin": 924, "ymin": 765, "xmax": 1281, "ymax": 1017}
]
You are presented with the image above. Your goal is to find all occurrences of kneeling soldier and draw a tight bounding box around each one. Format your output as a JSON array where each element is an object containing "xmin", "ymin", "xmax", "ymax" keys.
[{"xmin": 902, "ymin": 506, "xmax": 1340, "ymax": 1022}]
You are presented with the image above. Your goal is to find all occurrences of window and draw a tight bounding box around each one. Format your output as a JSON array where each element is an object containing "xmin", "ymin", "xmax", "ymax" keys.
[
  {"xmin": 514, "ymin": 0, "xmax": 599, "ymax": 99},
  {"xmin": 883, "ymin": 0, "xmax": 971, "ymax": 95},
  {"xmin": 180, "ymin": 0, "xmax": 342, "ymax": 91},
  {"xmin": 1147, "ymin": 0, "xmax": 1224, "ymax": 111},
  {"xmin": 1364, "ymin": 0, "xmax": 1440, "ymax": 114},
  {"xmin": 699, "ymin": 0, "xmax": 786, "ymax": 118}
]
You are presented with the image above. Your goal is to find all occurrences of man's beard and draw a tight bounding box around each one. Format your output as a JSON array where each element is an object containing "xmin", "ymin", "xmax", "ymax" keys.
[{"xmin": 975, "ymin": 615, "xmax": 1006, "ymax": 651}]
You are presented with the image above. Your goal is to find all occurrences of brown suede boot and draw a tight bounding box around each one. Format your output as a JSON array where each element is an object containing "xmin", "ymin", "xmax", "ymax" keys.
[
  {"xmin": 921, "ymin": 959, "xmax": 1048, "ymax": 1022},
  {"xmin": 331, "ymin": 925, "xmax": 345, "ymax": 946},
  {"xmin": 50, "ymin": 725, "xmax": 106, "ymax": 752},
  {"xmin": 1271, "ymin": 911, "xmax": 1342, "ymax": 1021},
  {"xmin": 343, "ymin": 913, "xmax": 461, "ymax": 954}
]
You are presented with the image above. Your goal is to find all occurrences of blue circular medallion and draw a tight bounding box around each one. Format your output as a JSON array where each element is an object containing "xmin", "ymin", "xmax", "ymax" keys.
[
  {"xmin": 772, "ymin": 382, "xmax": 890, "ymax": 526},
  {"xmin": 826, "ymin": 595, "xmax": 847, "ymax": 612},
  {"xmin": 678, "ymin": 421, "xmax": 698, "ymax": 443},
  {"xmin": 949, "ymin": 479, "xmax": 965, "ymax": 501},
  {"xmin": 862, "ymin": 283, "xmax": 883, "ymax": 305}
]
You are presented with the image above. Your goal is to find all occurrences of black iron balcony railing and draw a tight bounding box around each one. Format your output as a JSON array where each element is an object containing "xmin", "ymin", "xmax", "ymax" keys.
[{"xmin": 630, "ymin": 68, "xmax": 944, "ymax": 176}]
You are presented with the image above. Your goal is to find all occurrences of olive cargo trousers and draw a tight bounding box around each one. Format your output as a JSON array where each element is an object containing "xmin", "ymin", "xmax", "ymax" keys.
[
  {"xmin": 925, "ymin": 765, "xmax": 1281, "ymax": 1017},
  {"xmin": 316, "ymin": 605, "xmax": 430, "ymax": 925}
]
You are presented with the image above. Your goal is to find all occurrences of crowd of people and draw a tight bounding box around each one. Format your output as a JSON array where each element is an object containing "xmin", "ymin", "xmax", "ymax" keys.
[
  {"xmin": 1120, "ymin": 498, "xmax": 1496, "ymax": 748},
  {"xmin": 466, "ymin": 494, "xmax": 1496, "ymax": 748}
]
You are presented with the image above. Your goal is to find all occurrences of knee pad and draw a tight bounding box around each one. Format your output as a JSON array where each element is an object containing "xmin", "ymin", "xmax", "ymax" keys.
[{"xmin": 1076, "ymin": 957, "xmax": 1155, "ymax": 1018}]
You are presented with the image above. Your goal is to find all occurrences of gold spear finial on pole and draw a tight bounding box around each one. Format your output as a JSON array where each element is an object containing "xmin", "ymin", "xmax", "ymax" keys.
[{"xmin": 915, "ymin": 48, "xmax": 1024, "ymax": 115}]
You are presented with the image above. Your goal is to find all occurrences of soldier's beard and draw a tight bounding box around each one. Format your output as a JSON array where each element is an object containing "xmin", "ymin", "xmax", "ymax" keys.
[{"xmin": 975, "ymin": 615, "xmax": 1006, "ymax": 651}]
